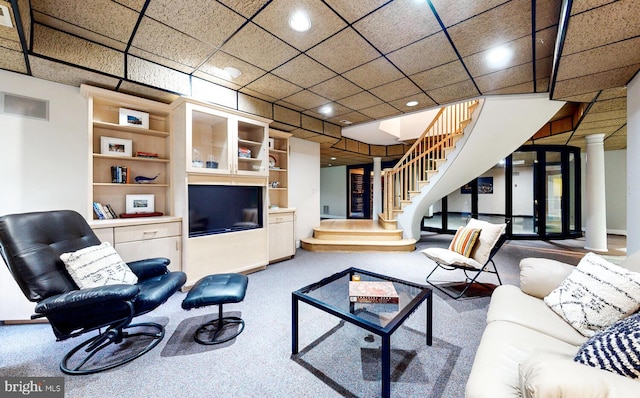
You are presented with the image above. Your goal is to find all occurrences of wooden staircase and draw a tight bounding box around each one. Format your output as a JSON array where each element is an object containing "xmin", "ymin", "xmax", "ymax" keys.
[{"xmin": 300, "ymin": 219, "xmax": 416, "ymax": 252}]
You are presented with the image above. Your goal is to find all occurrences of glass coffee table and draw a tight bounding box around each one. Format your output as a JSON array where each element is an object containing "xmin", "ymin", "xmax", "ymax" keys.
[{"xmin": 292, "ymin": 267, "xmax": 432, "ymax": 398}]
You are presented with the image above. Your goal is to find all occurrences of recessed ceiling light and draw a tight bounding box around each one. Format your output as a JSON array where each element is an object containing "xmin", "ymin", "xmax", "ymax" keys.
[
  {"xmin": 340, "ymin": 120, "xmax": 352, "ymax": 125},
  {"xmin": 486, "ymin": 46, "xmax": 512, "ymax": 68},
  {"xmin": 289, "ymin": 12, "xmax": 311, "ymax": 32},
  {"xmin": 406, "ymin": 100, "xmax": 419, "ymax": 107},
  {"xmin": 319, "ymin": 105, "xmax": 332, "ymax": 115},
  {"xmin": 223, "ymin": 66, "xmax": 242, "ymax": 79},
  {"xmin": 331, "ymin": 157, "xmax": 336, "ymax": 160}
]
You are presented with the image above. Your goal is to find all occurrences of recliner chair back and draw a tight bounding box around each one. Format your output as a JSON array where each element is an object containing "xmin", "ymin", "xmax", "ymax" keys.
[{"xmin": 0, "ymin": 210, "xmax": 99, "ymax": 302}]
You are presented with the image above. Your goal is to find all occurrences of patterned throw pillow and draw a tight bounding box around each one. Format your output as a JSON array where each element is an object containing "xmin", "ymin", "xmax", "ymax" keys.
[
  {"xmin": 448, "ymin": 227, "xmax": 481, "ymax": 258},
  {"xmin": 60, "ymin": 242, "xmax": 138, "ymax": 289},
  {"xmin": 575, "ymin": 312, "xmax": 640, "ymax": 378},
  {"xmin": 544, "ymin": 252, "xmax": 640, "ymax": 337}
]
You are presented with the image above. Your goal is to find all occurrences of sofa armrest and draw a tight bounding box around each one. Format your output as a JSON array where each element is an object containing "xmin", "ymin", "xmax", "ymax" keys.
[
  {"xmin": 519, "ymin": 353, "xmax": 640, "ymax": 398},
  {"xmin": 519, "ymin": 258, "xmax": 575, "ymax": 298}
]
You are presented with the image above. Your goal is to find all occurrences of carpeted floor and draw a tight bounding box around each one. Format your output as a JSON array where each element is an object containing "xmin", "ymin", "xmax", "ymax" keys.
[{"xmin": 0, "ymin": 234, "xmax": 626, "ymax": 398}]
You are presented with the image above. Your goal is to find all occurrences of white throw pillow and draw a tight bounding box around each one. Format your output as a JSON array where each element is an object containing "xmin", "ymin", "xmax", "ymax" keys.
[
  {"xmin": 466, "ymin": 218, "xmax": 506, "ymax": 265},
  {"xmin": 544, "ymin": 252, "xmax": 640, "ymax": 337},
  {"xmin": 60, "ymin": 242, "xmax": 138, "ymax": 289}
]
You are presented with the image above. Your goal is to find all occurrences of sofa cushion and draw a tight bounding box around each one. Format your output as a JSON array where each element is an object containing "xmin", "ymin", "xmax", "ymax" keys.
[
  {"xmin": 544, "ymin": 252, "xmax": 640, "ymax": 337},
  {"xmin": 448, "ymin": 227, "xmax": 481, "ymax": 257},
  {"xmin": 519, "ymin": 353, "xmax": 640, "ymax": 398},
  {"xmin": 60, "ymin": 242, "xmax": 138, "ymax": 289},
  {"xmin": 466, "ymin": 218, "xmax": 506, "ymax": 265},
  {"xmin": 487, "ymin": 285, "xmax": 587, "ymax": 346},
  {"xmin": 519, "ymin": 257, "xmax": 575, "ymax": 299},
  {"xmin": 465, "ymin": 320, "xmax": 578, "ymax": 398},
  {"xmin": 574, "ymin": 312, "xmax": 640, "ymax": 379}
]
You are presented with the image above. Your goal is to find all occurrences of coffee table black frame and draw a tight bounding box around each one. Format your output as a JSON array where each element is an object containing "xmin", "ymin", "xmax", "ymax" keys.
[{"xmin": 292, "ymin": 267, "xmax": 432, "ymax": 398}]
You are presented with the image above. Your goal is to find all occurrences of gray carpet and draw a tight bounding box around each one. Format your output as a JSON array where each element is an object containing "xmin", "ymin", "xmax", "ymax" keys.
[{"xmin": 0, "ymin": 235, "xmax": 619, "ymax": 398}]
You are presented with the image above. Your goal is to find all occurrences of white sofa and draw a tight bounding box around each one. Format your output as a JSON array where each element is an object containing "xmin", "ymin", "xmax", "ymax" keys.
[{"xmin": 466, "ymin": 252, "xmax": 640, "ymax": 398}]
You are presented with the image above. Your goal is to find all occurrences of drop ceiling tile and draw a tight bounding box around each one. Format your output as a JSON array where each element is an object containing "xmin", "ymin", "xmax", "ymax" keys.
[
  {"xmin": 427, "ymin": 80, "xmax": 480, "ymax": 104},
  {"xmin": 359, "ymin": 103, "xmax": 402, "ymax": 119},
  {"xmin": 337, "ymin": 91, "xmax": 383, "ymax": 110},
  {"xmin": 305, "ymin": 103, "xmax": 352, "ymax": 120},
  {"xmin": 388, "ymin": 93, "xmax": 437, "ymax": 112},
  {"xmin": 431, "ymin": 0, "xmax": 509, "ymax": 27},
  {"xmin": 132, "ymin": 17, "xmax": 214, "ymax": 69},
  {"xmin": 271, "ymin": 54, "xmax": 336, "ymax": 88},
  {"xmin": 562, "ymin": 0, "xmax": 640, "ymax": 55},
  {"xmin": 570, "ymin": 0, "xmax": 617, "ymax": 15},
  {"xmin": 31, "ymin": 0, "xmax": 137, "ymax": 44},
  {"xmin": 118, "ymin": 80, "xmax": 179, "ymax": 103},
  {"xmin": 553, "ymin": 64, "xmax": 640, "ymax": 99},
  {"xmin": 536, "ymin": 56, "xmax": 553, "ymax": 79},
  {"xmin": 580, "ymin": 118, "xmax": 626, "ymax": 130},
  {"xmin": 239, "ymin": 87, "xmax": 277, "ymax": 103},
  {"xmin": 306, "ymin": 134, "xmax": 342, "ymax": 144},
  {"xmin": 464, "ymin": 36, "xmax": 532, "ymax": 77},
  {"xmin": 245, "ymin": 73, "xmax": 302, "ymax": 100},
  {"xmin": 0, "ymin": 36, "xmax": 20, "ymax": 51},
  {"xmin": 127, "ymin": 47, "xmax": 195, "ymax": 74},
  {"xmin": 273, "ymin": 105, "xmax": 301, "ymax": 127},
  {"xmin": 191, "ymin": 71, "xmax": 241, "ymax": 91},
  {"xmin": 0, "ymin": 48, "xmax": 26, "ymax": 73},
  {"xmin": 127, "ymin": 56, "xmax": 190, "ymax": 95},
  {"xmin": 191, "ymin": 76, "xmax": 238, "ymax": 109},
  {"xmin": 557, "ymin": 92, "xmax": 599, "ymax": 103},
  {"xmin": 323, "ymin": 0, "xmax": 388, "ymax": 23},
  {"xmin": 597, "ymin": 87, "xmax": 627, "ymax": 100},
  {"xmin": 475, "ymin": 63, "xmax": 533, "ymax": 92},
  {"xmin": 221, "ymin": 22, "xmax": 299, "ymax": 71},
  {"xmin": 290, "ymin": 128, "xmax": 320, "ymax": 140},
  {"xmin": 282, "ymin": 89, "xmax": 331, "ymax": 110},
  {"xmin": 535, "ymin": 0, "xmax": 562, "ymax": 30},
  {"xmin": 535, "ymin": 27, "xmax": 557, "ymax": 60},
  {"xmin": 306, "ymin": 28, "xmax": 379, "ymax": 74},
  {"xmin": 308, "ymin": 76, "xmax": 361, "ymax": 101},
  {"xmin": 29, "ymin": 55, "xmax": 119, "ymax": 88},
  {"xmin": 275, "ymin": 99, "xmax": 304, "ymax": 112},
  {"xmin": 582, "ymin": 111, "xmax": 626, "ymax": 124},
  {"xmin": 301, "ymin": 114, "xmax": 324, "ymax": 133},
  {"xmin": 197, "ymin": 51, "xmax": 267, "ymax": 87},
  {"xmin": 217, "ymin": 0, "xmax": 269, "ymax": 19},
  {"xmin": 354, "ymin": 0, "xmax": 441, "ymax": 54},
  {"xmin": 556, "ymin": 38, "xmax": 640, "ymax": 81},
  {"xmin": 369, "ymin": 78, "xmax": 421, "ymax": 102},
  {"xmin": 32, "ymin": 11, "xmax": 127, "ymax": 51},
  {"xmin": 33, "ymin": 24, "xmax": 124, "ymax": 77},
  {"xmin": 590, "ymin": 97, "xmax": 627, "ymax": 113},
  {"xmin": 446, "ymin": 0, "xmax": 532, "ymax": 57},
  {"xmin": 604, "ymin": 137, "xmax": 626, "ymax": 150},
  {"xmin": 386, "ymin": 32, "xmax": 458, "ymax": 76},
  {"xmin": 536, "ymin": 77, "xmax": 550, "ymax": 93},
  {"xmin": 238, "ymin": 92, "xmax": 272, "ymax": 119},
  {"xmin": 483, "ymin": 81, "xmax": 534, "ymax": 95},
  {"xmin": 145, "ymin": 0, "xmax": 245, "ymax": 48},
  {"xmin": 253, "ymin": 0, "xmax": 346, "ymax": 52},
  {"xmin": 411, "ymin": 61, "xmax": 468, "ymax": 92},
  {"xmin": 327, "ymin": 111, "xmax": 372, "ymax": 126},
  {"xmin": 342, "ymin": 57, "xmax": 404, "ymax": 90}
]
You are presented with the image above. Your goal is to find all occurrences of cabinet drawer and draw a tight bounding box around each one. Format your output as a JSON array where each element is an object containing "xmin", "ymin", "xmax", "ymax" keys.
[
  {"xmin": 269, "ymin": 213, "xmax": 294, "ymax": 224},
  {"xmin": 114, "ymin": 222, "xmax": 181, "ymax": 243}
]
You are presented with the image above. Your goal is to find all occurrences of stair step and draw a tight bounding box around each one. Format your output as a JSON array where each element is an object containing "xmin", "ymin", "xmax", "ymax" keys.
[
  {"xmin": 377, "ymin": 216, "xmax": 397, "ymax": 230},
  {"xmin": 300, "ymin": 237, "xmax": 416, "ymax": 252}
]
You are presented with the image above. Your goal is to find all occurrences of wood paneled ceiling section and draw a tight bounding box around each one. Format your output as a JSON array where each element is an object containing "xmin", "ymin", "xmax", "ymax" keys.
[{"xmin": 0, "ymin": 0, "xmax": 637, "ymax": 167}]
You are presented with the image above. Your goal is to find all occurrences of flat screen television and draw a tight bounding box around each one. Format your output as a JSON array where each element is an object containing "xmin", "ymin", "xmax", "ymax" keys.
[{"xmin": 188, "ymin": 184, "xmax": 263, "ymax": 237}]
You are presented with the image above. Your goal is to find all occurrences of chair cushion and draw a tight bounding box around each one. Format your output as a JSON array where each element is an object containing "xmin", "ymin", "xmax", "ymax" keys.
[
  {"xmin": 449, "ymin": 227, "xmax": 481, "ymax": 257},
  {"xmin": 182, "ymin": 273, "xmax": 248, "ymax": 310},
  {"xmin": 466, "ymin": 218, "xmax": 506, "ymax": 265},
  {"xmin": 421, "ymin": 247, "xmax": 483, "ymax": 269},
  {"xmin": 60, "ymin": 242, "xmax": 138, "ymax": 289},
  {"xmin": 544, "ymin": 252, "xmax": 640, "ymax": 337},
  {"xmin": 574, "ymin": 312, "xmax": 640, "ymax": 378}
]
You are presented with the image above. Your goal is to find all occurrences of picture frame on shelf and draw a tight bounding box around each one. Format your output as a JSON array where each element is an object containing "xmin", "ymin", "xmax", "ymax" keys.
[
  {"xmin": 268, "ymin": 138, "xmax": 275, "ymax": 149},
  {"xmin": 118, "ymin": 107, "xmax": 149, "ymax": 129},
  {"xmin": 125, "ymin": 194, "xmax": 155, "ymax": 214},
  {"xmin": 101, "ymin": 136, "xmax": 132, "ymax": 157}
]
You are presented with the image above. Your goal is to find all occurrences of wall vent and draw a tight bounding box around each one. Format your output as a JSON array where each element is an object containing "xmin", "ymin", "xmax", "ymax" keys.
[
  {"xmin": 323, "ymin": 205, "xmax": 329, "ymax": 214},
  {"xmin": 1, "ymin": 93, "xmax": 49, "ymax": 121}
]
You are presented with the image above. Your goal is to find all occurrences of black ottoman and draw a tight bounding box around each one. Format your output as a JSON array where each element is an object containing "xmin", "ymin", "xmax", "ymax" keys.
[{"xmin": 181, "ymin": 273, "xmax": 248, "ymax": 345}]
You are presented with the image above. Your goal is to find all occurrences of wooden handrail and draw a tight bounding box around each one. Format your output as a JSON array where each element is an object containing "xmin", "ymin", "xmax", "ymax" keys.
[{"xmin": 382, "ymin": 100, "xmax": 479, "ymax": 221}]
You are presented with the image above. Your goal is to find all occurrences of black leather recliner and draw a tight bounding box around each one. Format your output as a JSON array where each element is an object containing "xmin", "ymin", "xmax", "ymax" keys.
[{"xmin": 0, "ymin": 210, "xmax": 187, "ymax": 374}]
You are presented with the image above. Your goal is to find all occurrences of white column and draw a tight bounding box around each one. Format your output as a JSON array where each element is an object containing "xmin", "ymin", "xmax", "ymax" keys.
[
  {"xmin": 584, "ymin": 133, "xmax": 608, "ymax": 251},
  {"xmin": 628, "ymin": 75, "xmax": 640, "ymax": 255},
  {"xmin": 372, "ymin": 157, "xmax": 382, "ymax": 221}
]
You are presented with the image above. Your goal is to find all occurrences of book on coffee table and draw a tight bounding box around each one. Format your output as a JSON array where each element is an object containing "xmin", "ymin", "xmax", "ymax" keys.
[{"xmin": 349, "ymin": 281, "xmax": 399, "ymax": 304}]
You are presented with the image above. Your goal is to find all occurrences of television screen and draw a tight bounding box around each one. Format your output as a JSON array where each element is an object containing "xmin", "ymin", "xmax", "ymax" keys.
[{"xmin": 188, "ymin": 185, "xmax": 263, "ymax": 237}]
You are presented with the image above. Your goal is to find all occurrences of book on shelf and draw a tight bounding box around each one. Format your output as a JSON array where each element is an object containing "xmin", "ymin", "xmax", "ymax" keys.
[
  {"xmin": 93, "ymin": 202, "xmax": 118, "ymax": 220},
  {"xmin": 349, "ymin": 281, "xmax": 399, "ymax": 304},
  {"xmin": 110, "ymin": 166, "xmax": 129, "ymax": 184}
]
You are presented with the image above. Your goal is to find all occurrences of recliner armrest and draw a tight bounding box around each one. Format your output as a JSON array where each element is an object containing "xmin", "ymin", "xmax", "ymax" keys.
[
  {"xmin": 34, "ymin": 285, "xmax": 139, "ymax": 315},
  {"xmin": 127, "ymin": 258, "xmax": 170, "ymax": 280}
]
